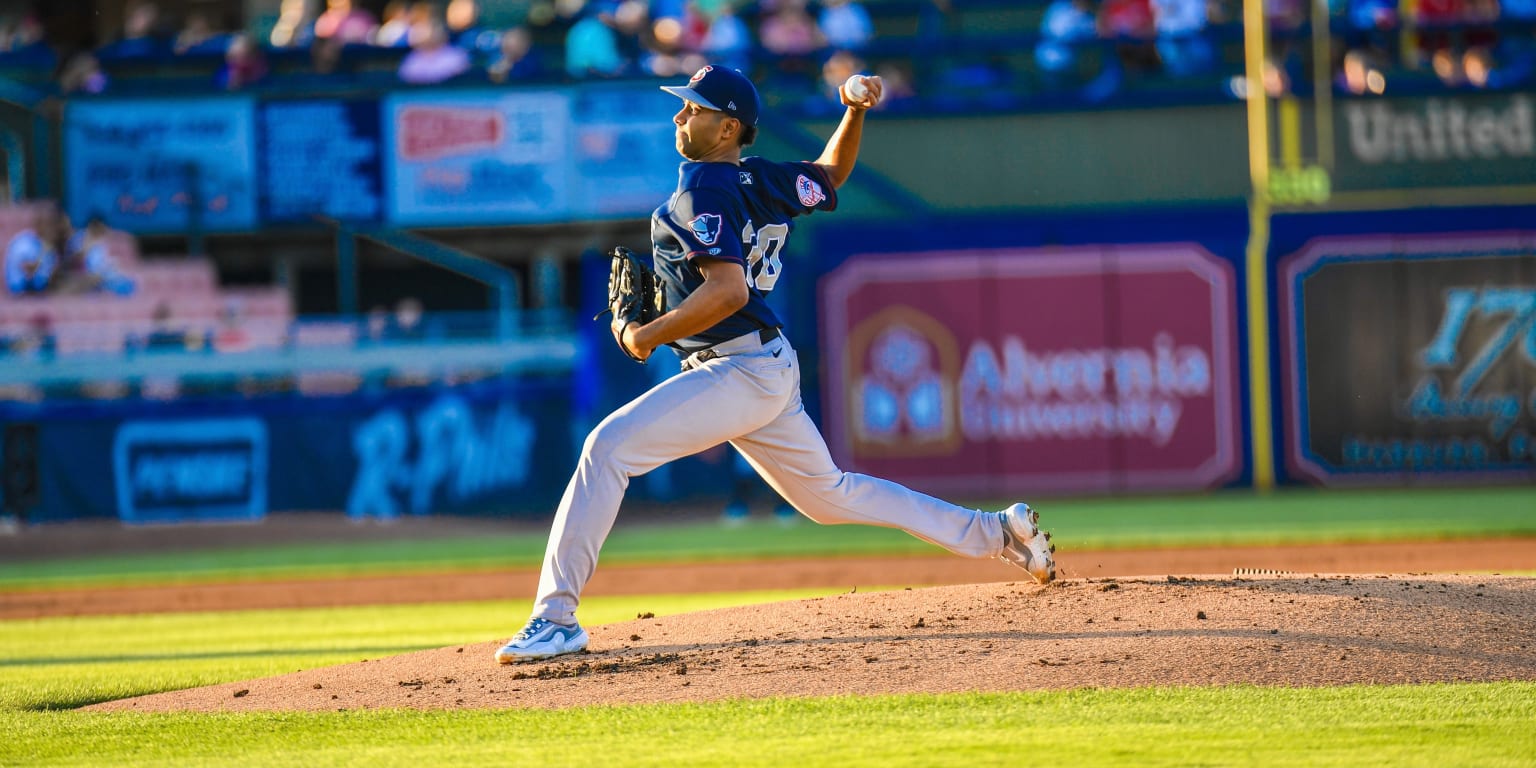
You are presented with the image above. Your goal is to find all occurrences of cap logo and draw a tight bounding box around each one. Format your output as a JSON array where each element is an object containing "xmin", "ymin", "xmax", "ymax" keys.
[
  {"xmin": 690, "ymin": 66, "xmax": 711, "ymax": 83},
  {"xmin": 727, "ymin": 101, "xmax": 737, "ymax": 110}
]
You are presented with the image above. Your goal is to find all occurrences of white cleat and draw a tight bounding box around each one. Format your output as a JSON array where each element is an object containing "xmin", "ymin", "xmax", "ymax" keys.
[
  {"xmin": 494, "ymin": 617, "xmax": 589, "ymax": 664},
  {"xmin": 998, "ymin": 502, "xmax": 1056, "ymax": 583}
]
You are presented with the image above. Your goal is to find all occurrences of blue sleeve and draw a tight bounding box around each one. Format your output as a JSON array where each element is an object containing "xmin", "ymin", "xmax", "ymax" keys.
[
  {"xmin": 776, "ymin": 161, "xmax": 839, "ymax": 215},
  {"xmin": 669, "ymin": 188, "xmax": 747, "ymax": 265}
]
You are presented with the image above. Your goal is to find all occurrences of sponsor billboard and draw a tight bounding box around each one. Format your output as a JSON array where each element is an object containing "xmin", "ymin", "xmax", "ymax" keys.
[
  {"xmin": 64, "ymin": 97, "xmax": 259, "ymax": 233},
  {"xmin": 260, "ymin": 99, "xmax": 383, "ymax": 224},
  {"xmin": 383, "ymin": 90, "xmax": 573, "ymax": 226},
  {"xmin": 1279, "ymin": 232, "xmax": 1536, "ymax": 484},
  {"xmin": 112, "ymin": 418, "xmax": 268, "ymax": 524},
  {"xmin": 1333, "ymin": 93, "xmax": 1536, "ymax": 193},
  {"xmin": 820, "ymin": 245, "xmax": 1243, "ymax": 496}
]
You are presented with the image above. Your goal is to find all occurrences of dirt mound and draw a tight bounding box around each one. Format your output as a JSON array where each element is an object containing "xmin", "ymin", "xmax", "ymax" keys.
[{"xmin": 89, "ymin": 574, "xmax": 1536, "ymax": 713}]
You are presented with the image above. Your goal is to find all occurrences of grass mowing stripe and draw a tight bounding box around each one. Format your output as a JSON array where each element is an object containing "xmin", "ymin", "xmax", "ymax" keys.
[
  {"xmin": 3, "ymin": 486, "xmax": 1533, "ymax": 590},
  {"xmin": 3, "ymin": 684, "xmax": 1533, "ymax": 767}
]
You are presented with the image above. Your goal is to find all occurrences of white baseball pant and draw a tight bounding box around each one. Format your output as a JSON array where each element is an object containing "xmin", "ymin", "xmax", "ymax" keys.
[{"xmin": 532, "ymin": 330, "xmax": 1008, "ymax": 624}]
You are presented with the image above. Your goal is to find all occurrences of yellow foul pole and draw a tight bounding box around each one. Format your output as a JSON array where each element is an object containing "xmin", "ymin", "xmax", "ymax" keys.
[{"xmin": 1243, "ymin": 0, "xmax": 1277, "ymax": 490}]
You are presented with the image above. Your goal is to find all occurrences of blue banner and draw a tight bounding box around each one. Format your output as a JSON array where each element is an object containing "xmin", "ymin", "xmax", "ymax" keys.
[
  {"xmin": 64, "ymin": 97, "xmax": 259, "ymax": 233},
  {"xmin": 260, "ymin": 99, "xmax": 383, "ymax": 224},
  {"xmin": 16, "ymin": 380, "xmax": 575, "ymax": 524}
]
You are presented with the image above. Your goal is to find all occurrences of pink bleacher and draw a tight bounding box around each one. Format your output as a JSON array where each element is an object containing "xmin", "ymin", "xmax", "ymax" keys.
[
  {"xmin": 127, "ymin": 258, "xmax": 219, "ymax": 299},
  {"xmin": 2, "ymin": 201, "xmax": 296, "ymax": 359}
]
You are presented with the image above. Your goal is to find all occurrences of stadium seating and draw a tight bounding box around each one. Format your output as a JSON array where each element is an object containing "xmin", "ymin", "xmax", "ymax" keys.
[{"xmin": 0, "ymin": 201, "xmax": 295, "ymax": 360}]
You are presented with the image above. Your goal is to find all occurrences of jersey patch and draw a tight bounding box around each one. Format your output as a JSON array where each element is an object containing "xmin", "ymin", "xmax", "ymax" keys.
[
  {"xmin": 739, "ymin": 171, "xmax": 753, "ymax": 185},
  {"xmin": 796, "ymin": 174, "xmax": 826, "ymax": 207},
  {"xmin": 688, "ymin": 213, "xmax": 723, "ymax": 246}
]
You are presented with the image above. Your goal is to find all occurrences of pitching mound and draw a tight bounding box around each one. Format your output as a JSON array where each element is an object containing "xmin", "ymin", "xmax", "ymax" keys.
[{"xmin": 89, "ymin": 574, "xmax": 1536, "ymax": 713}]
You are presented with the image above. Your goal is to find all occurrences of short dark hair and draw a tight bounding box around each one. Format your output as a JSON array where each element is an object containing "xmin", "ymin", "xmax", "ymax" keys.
[{"xmin": 739, "ymin": 124, "xmax": 757, "ymax": 148}]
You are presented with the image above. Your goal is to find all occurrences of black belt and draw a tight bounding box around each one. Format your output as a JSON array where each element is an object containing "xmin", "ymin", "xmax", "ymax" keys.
[{"xmin": 691, "ymin": 327, "xmax": 781, "ymax": 365}]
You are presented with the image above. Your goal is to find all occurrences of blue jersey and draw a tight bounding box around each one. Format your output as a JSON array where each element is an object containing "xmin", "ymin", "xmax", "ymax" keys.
[{"xmin": 650, "ymin": 156, "xmax": 838, "ymax": 353}]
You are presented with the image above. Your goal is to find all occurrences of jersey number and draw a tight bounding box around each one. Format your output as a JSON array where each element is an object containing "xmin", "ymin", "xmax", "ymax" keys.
[{"xmin": 743, "ymin": 222, "xmax": 788, "ymax": 291}]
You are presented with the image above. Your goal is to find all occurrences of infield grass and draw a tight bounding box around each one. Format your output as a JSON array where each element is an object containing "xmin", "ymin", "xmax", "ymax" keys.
[
  {"xmin": 2, "ymin": 593, "xmax": 1534, "ymax": 767},
  {"xmin": 2, "ymin": 485, "xmax": 1533, "ymax": 589}
]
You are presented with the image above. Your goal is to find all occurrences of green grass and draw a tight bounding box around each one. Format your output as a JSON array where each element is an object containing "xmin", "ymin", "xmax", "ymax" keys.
[
  {"xmin": 3, "ymin": 593, "xmax": 1535, "ymax": 766},
  {"xmin": 4, "ymin": 683, "xmax": 1532, "ymax": 767},
  {"xmin": 3, "ymin": 486, "xmax": 1533, "ymax": 590}
]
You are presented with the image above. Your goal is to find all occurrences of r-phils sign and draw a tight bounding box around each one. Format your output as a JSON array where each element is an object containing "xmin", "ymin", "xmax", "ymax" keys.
[{"xmin": 820, "ymin": 245, "xmax": 1243, "ymax": 496}]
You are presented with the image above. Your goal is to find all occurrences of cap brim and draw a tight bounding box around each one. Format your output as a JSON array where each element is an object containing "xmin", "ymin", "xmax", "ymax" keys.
[{"xmin": 660, "ymin": 85, "xmax": 724, "ymax": 113}]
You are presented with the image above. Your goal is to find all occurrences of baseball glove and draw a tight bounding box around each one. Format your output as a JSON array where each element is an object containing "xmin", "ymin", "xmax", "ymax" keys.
[{"xmin": 595, "ymin": 246, "xmax": 664, "ymax": 363}]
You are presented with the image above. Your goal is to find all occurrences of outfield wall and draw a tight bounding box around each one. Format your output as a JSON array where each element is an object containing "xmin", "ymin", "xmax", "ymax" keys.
[{"xmin": 807, "ymin": 204, "xmax": 1536, "ymax": 498}]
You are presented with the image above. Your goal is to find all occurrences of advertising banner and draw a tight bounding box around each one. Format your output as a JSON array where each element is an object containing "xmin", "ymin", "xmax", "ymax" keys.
[
  {"xmin": 1335, "ymin": 93, "xmax": 1536, "ymax": 192},
  {"xmin": 63, "ymin": 98, "xmax": 259, "ymax": 233},
  {"xmin": 820, "ymin": 245, "xmax": 1243, "ymax": 496},
  {"xmin": 1279, "ymin": 232, "xmax": 1536, "ymax": 484},
  {"xmin": 382, "ymin": 89, "xmax": 573, "ymax": 226},
  {"xmin": 260, "ymin": 99, "xmax": 383, "ymax": 224},
  {"xmin": 21, "ymin": 380, "xmax": 574, "ymax": 524}
]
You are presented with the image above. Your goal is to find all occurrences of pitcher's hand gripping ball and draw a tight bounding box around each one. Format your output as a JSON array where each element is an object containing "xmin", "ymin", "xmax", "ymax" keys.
[{"xmin": 596, "ymin": 246, "xmax": 664, "ymax": 363}]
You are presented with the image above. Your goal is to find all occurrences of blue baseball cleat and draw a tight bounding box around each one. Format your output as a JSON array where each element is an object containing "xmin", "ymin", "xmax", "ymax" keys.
[
  {"xmin": 998, "ymin": 502, "xmax": 1056, "ymax": 584},
  {"xmin": 495, "ymin": 618, "xmax": 589, "ymax": 664}
]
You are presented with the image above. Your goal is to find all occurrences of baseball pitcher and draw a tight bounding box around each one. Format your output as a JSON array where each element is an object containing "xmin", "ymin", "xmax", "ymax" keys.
[{"xmin": 497, "ymin": 65, "xmax": 1055, "ymax": 664}]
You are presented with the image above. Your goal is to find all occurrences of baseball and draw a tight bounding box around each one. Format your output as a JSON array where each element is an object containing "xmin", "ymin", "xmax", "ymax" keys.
[{"xmin": 845, "ymin": 74, "xmax": 870, "ymax": 102}]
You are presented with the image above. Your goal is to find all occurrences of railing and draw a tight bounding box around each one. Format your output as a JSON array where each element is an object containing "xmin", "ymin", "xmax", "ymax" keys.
[{"xmin": 0, "ymin": 309, "xmax": 578, "ymax": 398}]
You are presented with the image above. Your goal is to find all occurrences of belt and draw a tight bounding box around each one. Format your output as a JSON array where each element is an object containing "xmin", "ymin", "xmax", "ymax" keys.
[{"xmin": 685, "ymin": 327, "xmax": 781, "ymax": 368}]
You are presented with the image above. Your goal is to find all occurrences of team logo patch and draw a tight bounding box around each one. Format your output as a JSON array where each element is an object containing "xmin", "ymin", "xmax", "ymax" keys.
[
  {"xmin": 739, "ymin": 172, "xmax": 753, "ymax": 185},
  {"xmin": 796, "ymin": 174, "xmax": 826, "ymax": 207},
  {"xmin": 690, "ymin": 66, "xmax": 712, "ymax": 84},
  {"xmin": 688, "ymin": 213, "xmax": 723, "ymax": 246}
]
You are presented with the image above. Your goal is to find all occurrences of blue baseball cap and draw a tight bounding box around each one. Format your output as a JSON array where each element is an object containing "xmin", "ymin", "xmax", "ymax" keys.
[{"xmin": 661, "ymin": 65, "xmax": 760, "ymax": 126}]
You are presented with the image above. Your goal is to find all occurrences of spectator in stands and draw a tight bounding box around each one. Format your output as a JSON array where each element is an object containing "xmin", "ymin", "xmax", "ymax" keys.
[
  {"xmin": 270, "ymin": 0, "xmax": 317, "ymax": 48},
  {"xmin": 1098, "ymin": 0, "xmax": 1160, "ymax": 75},
  {"xmin": 139, "ymin": 300, "xmax": 200, "ymax": 352},
  {"xmin": 1151, "ymin": 0, "xmax": 1213, "ymax": 77},
  {"xmin": 375, "ymin": 1, "xmax": 413, "ymax": 47},
  {"xmin": 565, "ymin": 2, "xmax": 629, "ymax": 78},
  {"xmin": 59, "ymin": 214, "xmax": 135, "ymax": 296},
  {"xmin": 214, "ymin": 34, "xmax": 270, "ymax": 90},
  {"xmin": 7, "ymin": 313, "xmax": 55, "ymax": 360},
  {"xmin": 398, "ymin": 20, "xmax": 473, "ymax": 84},
  {"xmin": 212, "ymin": 300, "xmax": 253, "ymax": 353},
  {"xmin": 1341, "ymin": 0, "xmax": 1397, "ymax": 65},
  {"xmin": 174, "ymin": 10, "xmax": 225, "ymax": 54},
  {"xmin": 759, "ymin": 0, "xmax": 828, "ymax": 81},
  {"xmin": 640, "ymin": 9, "xmax": 706, "ymax": 77},
  {"xmin": 819, "ymin": 0, "xmax": 875, "ymax": 52},
  {"xmin": 1336, "ymin": 47, "xmax": 1388, "ymax": 94},
  {"xmin": 315, "ymin": 0, "xmax": 379, "ymax": 44},
  {"xmin": 57, "ymin": 51, "xmax": 109, "ymax": 95},
  {"xmin": 698, "ymin": 1, "xmax": 752, "ymax": 73},
  {"xmin": 98, "ymin": 2, "xmax": 169, "ymax": 59},
  {"xmin": 487, "ymin": 25, "xmax": 544, "ymax": 82},
  {"xmin": 447, "ymin": 0, "xmax": 501, "ymax": 58},
  {"xmin": 4, "ymin": 211, "xmax": 57, "ymax": 296},
  {"xmin": 1035, "ymin": 0, "xmax": 1100, "ymax": 85},
  {"xmin": 804, "ymin": 49, "xmax": 865, "ymax": 115}
]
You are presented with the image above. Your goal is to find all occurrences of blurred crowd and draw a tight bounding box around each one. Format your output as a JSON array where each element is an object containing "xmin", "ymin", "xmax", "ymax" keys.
[
  {"xmin": 4, "ymin": 0, "xmax": 1534, "ymax": 111},
  {"xmin": 5, "ymin": 209, "xmax": 135, "ymax": 299}
]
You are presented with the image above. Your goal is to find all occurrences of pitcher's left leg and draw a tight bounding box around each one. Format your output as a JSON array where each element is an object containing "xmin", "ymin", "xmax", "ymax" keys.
[{"xmin": 731, "ymin": 400, "xmax": 1003, "ymax": 559}]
